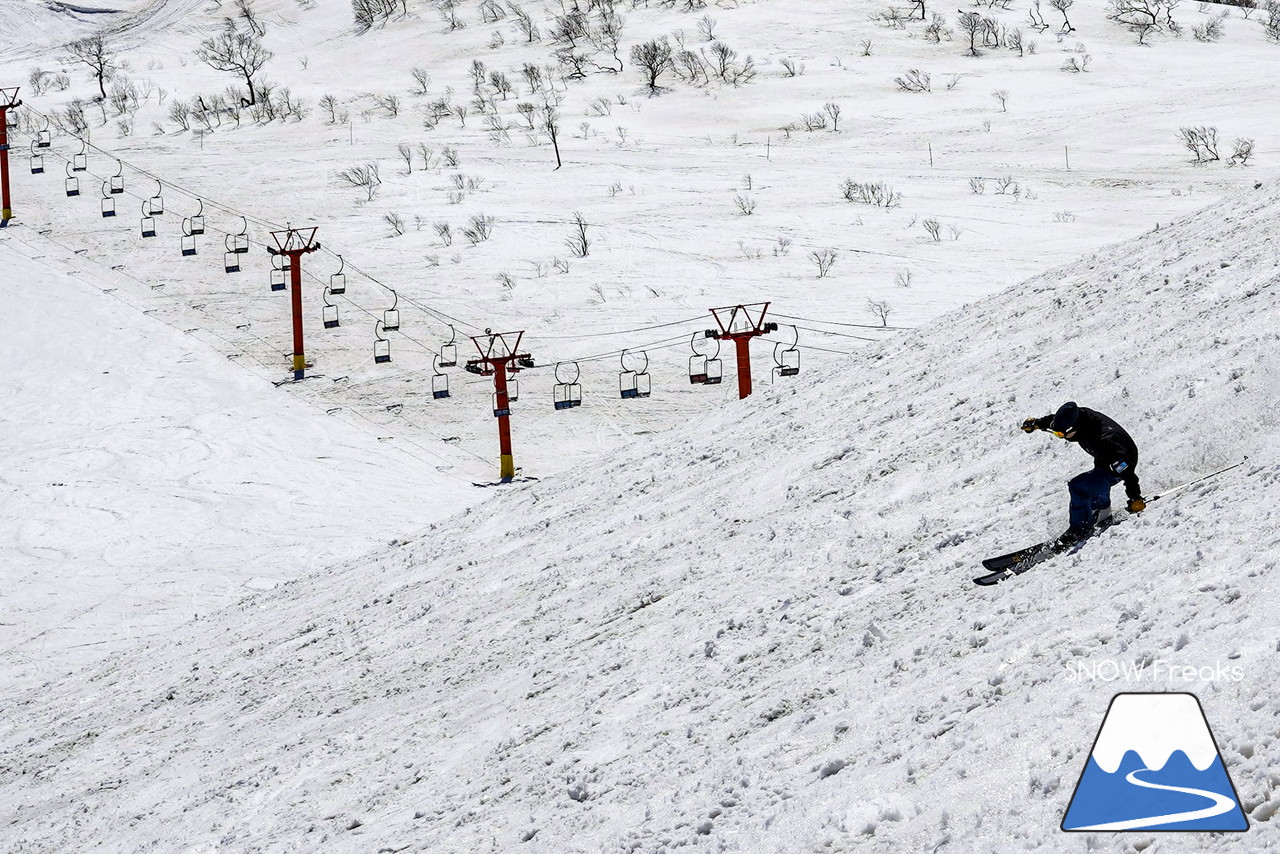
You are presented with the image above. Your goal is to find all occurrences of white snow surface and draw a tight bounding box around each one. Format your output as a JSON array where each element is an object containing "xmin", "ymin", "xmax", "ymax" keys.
[
  {"xmin": 1091, "ymin": 694, "xmax": 1220, "ymax": 774},
  {"xmin": 3, "ymin": 0, "xmax": 1280, "ymax": 850},
  {"xmin": 3, "ymin": 176, "xmax": 1280, "ymax": 854}
]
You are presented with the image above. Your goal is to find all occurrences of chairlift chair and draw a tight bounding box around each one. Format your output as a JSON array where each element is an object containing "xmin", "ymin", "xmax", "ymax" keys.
[
  {"xmin": 373, "ymin": 320, "xmax": 392, "ymax": 363},
  {"xmin": 619, "ymin": 350, "xmax": 651, "ymax": 399},
  {"xmin": 438, "ymin": 325, "xmax": 457, "ymax": 367},
  {"xmin": 270, "ymin": 267, "xmax": 286, "ymax": 291},
  {"xmin": 705, "ymin": 356, "xmax": 724, "ymax": 384},
  {"xmin": 100, "ymin": 183, "xmax": 116, "ymax": 218},
  {"xmin": 28, "ymin": 141, "xmax": 43, "ymax": 174},
  {"xmin": 36, "ymin": 122, "xmax": 52, "ymax": 148},
  {"xmin": 553, "ymin": 362, "xmax": 583, "ymax": 410},
  {"xmin": 64, "ymin": 162, "xmax": 79, "ymax": 197},
  {"xmin": 180, "ymin": 218, "xmax": 197, "ymax": 256},
  {"xmin": 140, "ymin": 201, "xmax": 156, "ymax": 238},
  {"xmin": 431, "ymin": 355, "xmax": 450, "ymax": 399},
  {"xmin": 492, "ymin": 391, "xmax": 511, "ymax": 418},
  {"xmin": 71, "ymin": 139, "xmax": 87, "ymax": 172},
  {"xmin": 322, "ymin": 287, "xmax": 340, "ymax": 328},
  {"xmin": 188, "ymin": 199, "xmax": 205, "ymax": 235},
  {"xmin": 149, "ymin": 181, "xmax": 164, "ymax": 215},
  {"xmin": 230, "ymin": 216, "xmax": 249, "ymax": 253},
  {"xmin": 773, "ymin": 326, "xmax": 800, "ymax": 380},
  {"xmin": 689, "ymin": 354, "xmax": 707, "ymax": 384},
  {"xmin": 382, "ymin": 290, "xmax": 400, "ymax": 332},
  {"xmin": 109, "ymin": 161, "xmax": 124, "ymax": 194},
  {"xmin": 507, "ymin": 377, "xmax": 520, "ymax": 404},
  {"xmin": 224, "ymin": 251, "xmax": 240, "ymax": 274},
  {"xmin": 329, "ymin": 255, "xmax": 346, "ymax": 295}
]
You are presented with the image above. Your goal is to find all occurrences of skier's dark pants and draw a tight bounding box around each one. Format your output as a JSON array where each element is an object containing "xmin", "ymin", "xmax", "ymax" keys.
[{"xmin": 1068, "ymin": 468, "xmax": 1122, "ymax": 529}]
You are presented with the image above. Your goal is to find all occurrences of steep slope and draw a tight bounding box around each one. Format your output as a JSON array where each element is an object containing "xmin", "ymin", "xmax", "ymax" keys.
[{"xmin": 2, "ymin": 186, "xmax": 1279, "ymax": 852}]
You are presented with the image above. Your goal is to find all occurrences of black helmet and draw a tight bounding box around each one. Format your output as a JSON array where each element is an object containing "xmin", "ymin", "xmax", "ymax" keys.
[{"xmin": 1051, "ymin": 401, "xmax": 1080, "ymax": 436}]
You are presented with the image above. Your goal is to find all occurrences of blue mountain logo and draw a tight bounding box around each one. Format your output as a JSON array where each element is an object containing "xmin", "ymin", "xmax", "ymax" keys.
[{"xmin": 1062, "ymin": 693, "xmax": 1248, "ymax": 832}]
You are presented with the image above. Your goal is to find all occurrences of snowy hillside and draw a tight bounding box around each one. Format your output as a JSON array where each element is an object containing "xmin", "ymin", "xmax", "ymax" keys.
[{"xmin": 3, "ymin": 179, "xmax": 1278, "ymax": 852}]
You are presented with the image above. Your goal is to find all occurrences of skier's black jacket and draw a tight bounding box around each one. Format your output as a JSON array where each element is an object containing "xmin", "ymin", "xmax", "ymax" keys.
[{"xmin": 1032, "ymin": 406, "xmax": 1142, "ymax": 500}]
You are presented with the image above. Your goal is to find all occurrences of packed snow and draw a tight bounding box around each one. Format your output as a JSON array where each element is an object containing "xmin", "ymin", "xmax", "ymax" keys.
[{"xmin": 2, "ymin": 0, "xmax": 1279, "ymax": 850}]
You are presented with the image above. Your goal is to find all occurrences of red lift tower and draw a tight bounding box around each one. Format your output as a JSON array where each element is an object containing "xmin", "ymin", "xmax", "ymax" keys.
[
  {"xmin": 267, "ymin": 226, "xmax": 320, "ymax": 381},
  {"xmin": 707, "ymin": 302, "xmax": 777, "ymax": 399},
  {"xmin": 465, "ymin": 329, "xmax": 533, "ymax": 482},
  {"xmin": 0, "ymin": 87, "xmax": 23, "ymax": 227}
]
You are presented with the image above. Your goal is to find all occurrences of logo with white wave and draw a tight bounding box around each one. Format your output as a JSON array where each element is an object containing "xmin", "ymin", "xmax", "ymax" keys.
[{"xmin": 1061, "ymin": 693, "xmax": 1249, "ymax": 832}]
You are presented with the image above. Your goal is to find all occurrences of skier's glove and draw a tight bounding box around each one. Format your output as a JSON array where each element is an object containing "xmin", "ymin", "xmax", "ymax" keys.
[
  {"xmin": 1127, "ymin": 497, "xmax": 1146, "ymax": 513},
  {"xmin": 1020, "ymin": 418, "xmax": 1039, "ymax": 434}
]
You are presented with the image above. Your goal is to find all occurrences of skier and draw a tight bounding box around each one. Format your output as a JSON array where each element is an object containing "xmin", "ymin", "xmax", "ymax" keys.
[{"xmin": 1021, "ymin": 401, "xmax": 1146, "ymax": 545}]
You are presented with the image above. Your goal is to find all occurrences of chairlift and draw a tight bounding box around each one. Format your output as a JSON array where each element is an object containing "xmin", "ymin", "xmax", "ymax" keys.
[
  {"xmin": 229, "ymin": 216, "xmax": 249, "ymax": 254},
  {"xmin": 180, "ymin": 218, "xmax": 197, "ymax": 256},
  {"xmin": 373, "ymin": 320, "xmax": 392, "ymax": 363},
  {"xmin": 438, "ymin": 324, "xmax": 457, "ymax": 367},
  {"xmin": 188, "ymin": 199, "xmax": 205, "ymax": 235},
  {"xmin": 553, "ymin": 362, "xmax": 582, "ymax": 410},
  {"xmin": 322, "ymin": 287, "xmax": 340, "ymax": 328},
  {"xmin": 508, "ymin": 376, "xmax": 519, "ymax": 403},
  {"xmin": 108, "ymin": 161, "xmax": 124, "ymax": 194},
  {"xmin": 382, "ymin": 290, "xmax": 400, "ymax": 332},
  {"xmin": 71, "ymin": 139, "xmax": 87, "ymax": 172},
  {"xmin": 688, "ymin": 331, "xmax": 709, "ymax": 384},
  {"xmin": 270, "ymin": 253, "xmax": 287, "ymax": 291},
  {"xmin": 224, "ymin": 251, "xmax": 240, "ymax": 274},
  {"xmin": 329, "ymin": 254, "xmax": 346, "ymax": 295},
  {"xmin": 29, "ymin": 140, "xmax": 43, "ymax": 174},
  {"xmin": 64, "ymin": 161, "xmax": 79, "ymax": 197},
  {"xmin": 36, "ymin": 119, "xmax": 52, "ymax": 148},
  {"xmin": 773, "ymin": 325, "xmax": 800, "ymax": 380},
  {"xmin": 431, "ymin": 354, "xmax": 450, "ymax": 399},
  {"xmin": 140, "ymin": 201, "xmax": 156, "ymax": 238},
  {"xmin": 100, "ymin": 182, "xmax": 116, "ymax": 218},
  {"xmin": 619, "ymin": 349, "xmax": 651, "ymax": 399},
  {"xmin": 149, "ymin": 180, "xmax": 164, "ymax": 215},
  {"xmin": 492, "ymin": 389, "xmax": 512, "ymax": 418},
  {"xmin": 705, "ymin": 352, "xmax": 724, "ymax": 384}
]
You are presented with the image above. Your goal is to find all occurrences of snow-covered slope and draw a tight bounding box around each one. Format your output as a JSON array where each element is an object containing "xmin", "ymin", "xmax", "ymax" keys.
[{"xmin": 3, "ymin": 183, "xmax": 1278, "ymax": 852}]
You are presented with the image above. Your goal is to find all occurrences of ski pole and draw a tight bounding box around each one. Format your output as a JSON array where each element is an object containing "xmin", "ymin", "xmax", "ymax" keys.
[{"xmin": 1150, "ymin": 456, "xmax": 1249, "ymax": 503}]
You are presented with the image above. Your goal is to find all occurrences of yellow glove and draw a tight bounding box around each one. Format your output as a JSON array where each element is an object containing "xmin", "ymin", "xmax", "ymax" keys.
[{"xmin": 1127, "ymin": 497, "xmax": 1146, "ymax": 513}]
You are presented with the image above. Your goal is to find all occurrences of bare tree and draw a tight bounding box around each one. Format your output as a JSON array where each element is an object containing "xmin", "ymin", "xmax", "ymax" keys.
[
  {"xmin": 1229, "ymin": 137, "xmax": 1255, "ymax": 166},
  {"xmin": 565, "ymin": 211, "xmax": 590, "ymax": 256},
  {"xmin": 196, "ymin": 21, "xmax": 273, "ymax": 106},
  {"xmin": 811, "ymin": 248, "xmax": 837, "ymax": 278},
  {"xmin": 337, "ymin": 162, "xmax": 382, "ymax": 201},
  {"xmin": 1177, "ymin": 125, "xmax": 1220, "ymax": 162},
  {"xmin": 630, "ymin": 37, "xmax": 674, "ymax": 94},
  {"xmin": 397, "ymin": 143, "xmax": 413, "ymax": 174},
  {"xmin": 540, "ymin": 97, "xmax": 562, "ymax": 169},
  {"xmin": 65, "ymin": 35, "xmax": 118, "ymax": 100},
  {"xmin": 895, "ymin": 68, "xmax": 932, "ymax": 91},
  {"xmin": 1049, "ymin": 0, "xmax": 1076, "ymax": 31},
  {"xmin": 410, "ymin": 67, "xmax": 431, "ymax": 95},
  {"xmin": 992, "ymin": 88, "xmax": 1009, "ymax": 110},
  {"xmin": 824, "ymin": 101, "xmax": 842, "ymax": 131},
  {"xmin": 1107, "ymin": 0, "xmax": 1179, "ymax": 43},
  {"xmin": 956, "ymin": 11, "xmax": 984, "ymax": 55},
  {"xmin": 922, "ymin": 218, "xmax": 943, "ymax": 241},
  {"xmin": 867, "ymin": 298, "xmax": 893, "ymax": 326}
]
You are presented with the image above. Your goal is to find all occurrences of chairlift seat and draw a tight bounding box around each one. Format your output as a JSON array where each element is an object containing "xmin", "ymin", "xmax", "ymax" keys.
[
  {"xmin": 382, "ymin": 309, "xmax": 400, "ymax": 332},
  {"xmin": 37, "ymin": 129, "xmax": 51, "ymax": 148},
  {"xmin": 232, "ymin": 234, "xmax": 249, "ymax": 254},
  {"xmin": 65, "ymin": 178, "xmax": 80, "ymax": 197},
  {"xmin": 141, "ymin": 216, "xmax": 156, "ymax": 238},
  {"xmin": 374, "ymin": 340, "xmax": 391, "ymax": 363},
  {"xmin": 323, "ymin": 305, "xmax": 340, "ymax": 329},
  {"xmin": 329, "ymin": 273, "xmax": 346, "ymax": 295},
  {"xmin": 224, "ymin": 252, "xmax": 240, "ymax": 274},
  {"xmin": 72, "ymin": 154, "xmax": 86, "ymax": 172},
  {"xmin": 189, "ymin": 216, "xmax": 205, "ymax": 235},
  {"xmin": 101, "ymin": 198, "xmax": 116, "ymax": 218},
  {"xmin": 438, "ymin": 343, "xmax": 457, "ymax": 367},
  {"xmin": 150, "ymin": 196, "xmax": 164, "ymax": 215},
  {"xmin": 30, "ymin": 155, "xmax": 43, "ymax": 175},
  {"xmin": 705, "ymin": 359, "xmax": 724, "ymax": 385},
  {"xmin": 109, "ymin": 176, "xmax": 124, "ymax": 194},
  {"xmin": 270, "ymin": 269, "xmax": 286, "ymax": 291},
  {"xmin": 181, "ymin": 236, "xmax": 197, "ymax": 257}
]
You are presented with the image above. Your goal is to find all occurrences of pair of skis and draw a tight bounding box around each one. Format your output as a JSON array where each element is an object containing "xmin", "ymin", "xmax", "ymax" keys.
[{"xmin": 973, "ymin": 458, "xmax": 1247, "ymax": 586}]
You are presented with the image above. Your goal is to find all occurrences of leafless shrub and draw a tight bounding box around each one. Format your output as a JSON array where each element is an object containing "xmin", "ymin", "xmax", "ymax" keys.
[
  {"xmin": 994, "ymin": 175, "xmax": 1019, "ymax": 194},
  {"xmin": 841, "ymin": 180, "xmax": 902, "ymax": 207},
  {"xmin": 410, "ymin": 67, "xmax": 431, "ymax": 95},
  {"xmin": 861, "ymin": 38, "xmax": 874, "ymax": 54},
  {"xmin": 734, "ymin": 194, "xmax": 757, "ymax": 215},
  {"xmin": 992, "ymin": 88, "xmax": 1009, "ymax": 110},
  {"xmin": 397, "ymin": 142, "xmax": 413, "ymax": 174},
  {"xmin": 780, "ymin": 57, "xmax": 804, "ymax": 76},
  {"xmin": 895, "ymin": 68, "xmax": 931, "ymax": 92},
  {"xmin": 698, "ymin": 13, "xmax": 717, "ymax": 40},
  {"xmin": 337, "ymin": 162, "xmax": 382, "ymax": 201},
  {"xmin": 384, "ymin": 211, "xmax": 406, "ymax": 236},
  {"xmin": 442, "ymin": 145, "xmax": 460, "ymax": 167},
  {"xmin": 1229, "ymin": 137, "xmax": 1255, "ymax": 166},
  {"xmin": 894, "ymin": 268, "xmax": 913, "ymax": 288},
  {"xmin": 824, "ymin": 101, "xmax": 842, "ymax": 131},
  {"xmin": 956, "ymin": 11, "xmax": 984, "ymax": 53},
  {"xmin": 969, "ymin": 177, "xmax": 986, "ymax": 194},
  {"xmin": 1178, "ymin": 125, "xmax": 1220, "ymax": 162},
  {"xmin": 924, "ymin": 12, "xmax": 953, "ymax": 40},
  {"xmin": 774, "ymin": 236, "xmax": 792, "ymax": 256},
  {"xmin": 370, "ymin": 92, "xmax": 400, "ymax": 117},
  {"xmin": 1053, "ymin": 211, "xmax": 1077, "ymax": 221},
  {"xmin": 461, "ymin": 214, "xmax": 495, "ymax": 245},
  {"xmin": 496, "ymin": 271, "xmax": 516, "ymax": 289},
  {"xmin": 1061, "ymin": 42, "xmax": 1091, "ymax": 71},
  {"xmin": 1006, "ymin": 27, "xmax": 1025, "ymax": 53},
  {"xmin": 1192, "ymin": 10, "xmax": 1228, "ymax": 38},
  {"xmin": 553, "ymin": 257, "xmax": 571, "ymax": 274},
  {"xmin": 922, "ymin": 218, "xmax": 943, "ymax": 241},
  {"xmin": 27, "ymin": 67, "xmax": 52, "ymax": 96},
  {"xmin": 319, "ymin": 93, "xmax": 339, "ymax": 123},
  {"xmin": 632, "ymin": 37, "xmax": 674, "ymax": 93},
  {"xmin": 944, "ymin": 73, "xmax": 961, "ymax": 90},
  {"xmin": 801, "ymin": 111, "xmax": 828, "ymax": 131},
  {"xmin": 564, "ymin": 211, "xmax": 590, "ymax": 257},
  {"xmin": 811, "ymin": 248, "xmax": 838, "ymax": 278},
  {"xmin": 434, "ymin": 222, "xmax": 453, "ymax": 245},
  {"xmin": 168, "ymin": 98, "xmax": 192, "ymax": 131}
]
